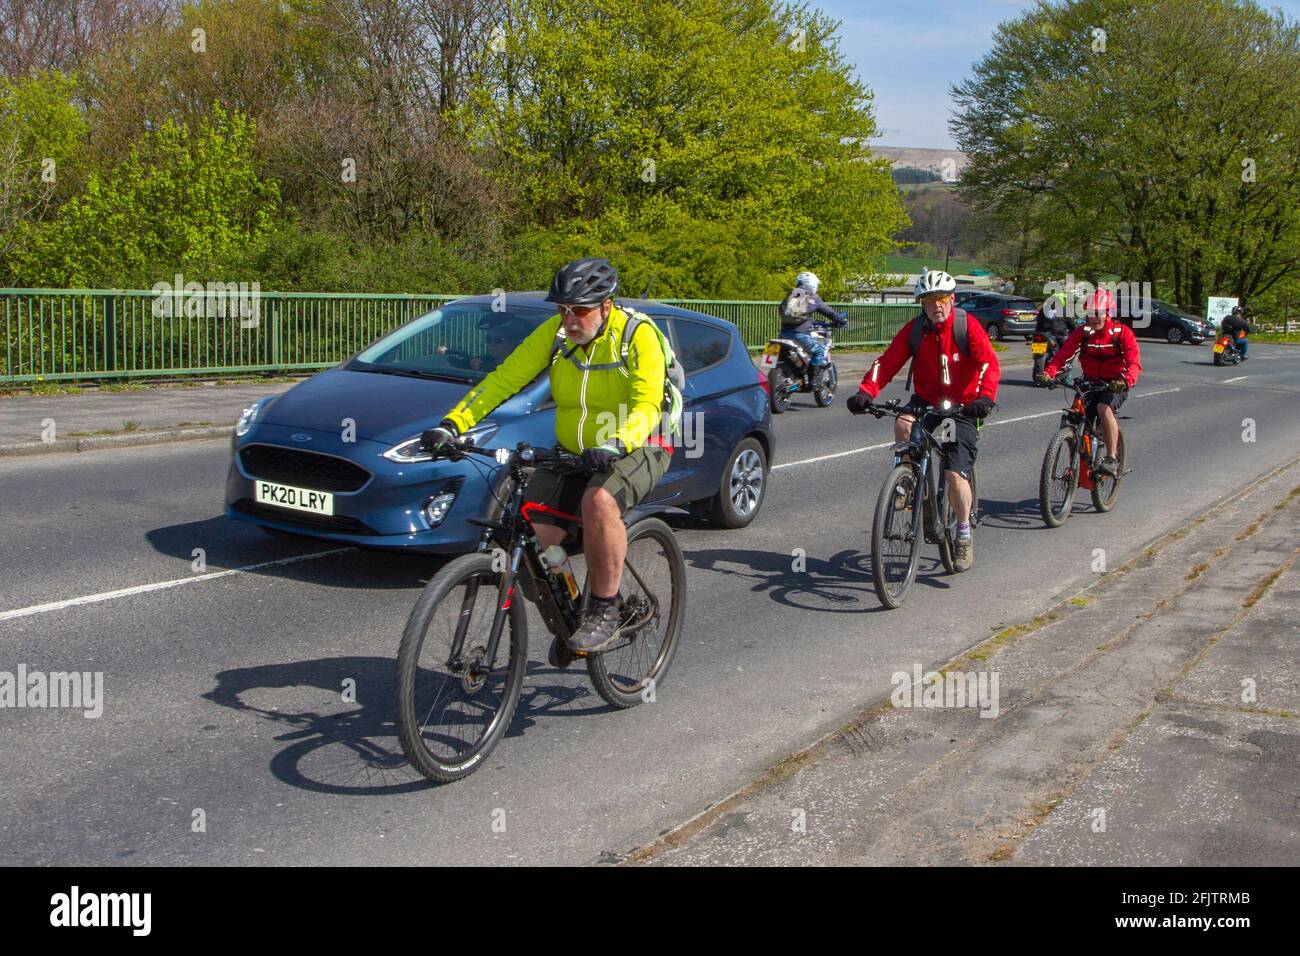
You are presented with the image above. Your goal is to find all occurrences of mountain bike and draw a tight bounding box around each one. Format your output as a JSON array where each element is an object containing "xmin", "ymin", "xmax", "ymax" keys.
[
  {"xmin": 1038, "ymin": 377, "xmax": 1127, "ymax": 527},
  {"xmin": 866, "ymin": 399, "xmax": 981, "ymax": 609},
  {"xmin": 395, "ymin": 441, "xmax": 686, "ymax": 783}
]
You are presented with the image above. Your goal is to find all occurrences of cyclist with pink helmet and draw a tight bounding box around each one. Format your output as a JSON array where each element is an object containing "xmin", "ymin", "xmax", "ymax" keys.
[{"xmin": 1037, "ymin": 288, "xmax": 1141, "ymax": 476}]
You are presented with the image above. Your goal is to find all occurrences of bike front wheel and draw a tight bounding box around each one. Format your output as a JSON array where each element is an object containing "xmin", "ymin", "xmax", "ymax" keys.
[
  {"xmin": 1091, "ymin": 430, "xmax": 1126, "ymax": 512},
  {"xmin": 395, "ymin": 552, "xmax": 528, "ymax": 783},
  {"xmin": 1039, "ymin": 426, "xmax": 1079, "ymax": 527},
  {"xmin": 872, "ymin": 463, "xmax": 922, "ymax": 609},
  {"xmin": 587, "ymin": 517, "xmax": 687, "ymax": 709}
]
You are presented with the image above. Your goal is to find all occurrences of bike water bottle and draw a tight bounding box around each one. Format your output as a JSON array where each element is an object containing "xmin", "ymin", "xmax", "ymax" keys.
[{"xmin": 541, "ymin": 544, "xmax": 580, "ymax": 600}]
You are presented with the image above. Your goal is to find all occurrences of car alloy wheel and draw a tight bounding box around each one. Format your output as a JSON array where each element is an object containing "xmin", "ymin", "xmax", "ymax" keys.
[
  {"xmin": 708, "ymin": 437, "xmax": 768, "ymax": 528},
  {"xmin": 1166, "ymin": 325, "xmax": 1184, "ymax": 344},
  {"xmin": 730, "ymin": 448, "xmax": 764, "ymax": 518}
]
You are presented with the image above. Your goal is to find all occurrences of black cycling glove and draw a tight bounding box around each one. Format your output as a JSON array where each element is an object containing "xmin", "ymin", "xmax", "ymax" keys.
[
  {"xmin": 420, "ymin": 420, "xmax": 459, "ymax": 454},
  {"xmin": 846, "ymin": 392, "xmax": 874, "ymax": 415}
]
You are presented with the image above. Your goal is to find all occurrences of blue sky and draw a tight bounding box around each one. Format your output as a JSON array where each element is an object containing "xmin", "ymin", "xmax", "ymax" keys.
[{"xmin": 815, "ymin": 0, "xmax": 1300, "ymax": 149}]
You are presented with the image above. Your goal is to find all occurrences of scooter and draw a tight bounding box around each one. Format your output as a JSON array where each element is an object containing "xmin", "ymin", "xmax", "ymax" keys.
[
  {"xmin": 761, "ymin": 322, "xmax": 838, "ymax": 414},
  {"xmin": 1031, "ymin": 331, "xmax": 1073, "ymax": 386}
]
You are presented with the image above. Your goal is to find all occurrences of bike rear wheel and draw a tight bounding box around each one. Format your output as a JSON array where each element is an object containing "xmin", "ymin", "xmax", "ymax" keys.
[
  {"xmin": 395, "ymin": 552, "xmax": 527, "ymax": 783},
  {"xmin": 768, "ymin": 368, "xmax": 791, "ymax": 413},
  {"xmin": 1039, "ymin": 426, "xmax": 1079, "ymax": 527},
  {"xmin": 872, "ymin": 463, "xmax": 922, "ymax": 608},
  {"xmin": 937, "ymin": 465, "xmax": 979, "ymax": 573},
  {"xmin": 587, "ymin": 517, "xmax": 687, "ymax": 709},
  {"xmin": 1091, "ymin": 430, "xmax": 1126, "ymax": 512}
]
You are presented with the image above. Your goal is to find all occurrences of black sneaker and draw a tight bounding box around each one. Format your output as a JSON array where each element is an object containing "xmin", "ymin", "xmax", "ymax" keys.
[
  {"xmin": 1096, "ymin": 456, "xmax": 1119, "ymax": 477},
  {"xmin": 567, "ymin": 598, "xmax": 623, "ymax": 654},
  {"xmin": 547, "ymin": 636, "xmax": 575, "ymax": 669}
]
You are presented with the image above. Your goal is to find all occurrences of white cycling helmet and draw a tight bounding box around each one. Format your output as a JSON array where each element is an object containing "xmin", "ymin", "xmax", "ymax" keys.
[
  {"xmin": 913, "ymin": 268, "xmax": 957, "ymax": 298},
  {"xmin": 795, "ymin": 271, "xmax": 820, "ymax": 293}
]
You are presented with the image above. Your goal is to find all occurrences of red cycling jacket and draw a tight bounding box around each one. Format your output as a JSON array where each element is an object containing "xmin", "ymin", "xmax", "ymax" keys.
[
  {"xmin": 1044, "ymin": 318, "xmax": 1142, "ymax": 387},
  {"xmin": 856, "ymin": 309, "xmax": 1001, "ymax": 406}
]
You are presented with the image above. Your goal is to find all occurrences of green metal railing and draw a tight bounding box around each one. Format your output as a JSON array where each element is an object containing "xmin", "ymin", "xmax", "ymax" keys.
[{"xmin": 0, "ymin": 288, "xmax": 914, "ymax": 383}]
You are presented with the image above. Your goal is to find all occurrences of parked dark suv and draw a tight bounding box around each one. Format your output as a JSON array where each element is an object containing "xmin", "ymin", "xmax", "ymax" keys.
[{"xmin": 959, "ymin": 292, "xmax": 1039, "ymax": 340}]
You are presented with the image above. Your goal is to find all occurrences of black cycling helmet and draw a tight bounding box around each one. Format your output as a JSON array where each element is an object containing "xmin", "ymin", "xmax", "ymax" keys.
[{"xmin": 545, "ymin": 257, "xmax": 619, "ymax": 305}]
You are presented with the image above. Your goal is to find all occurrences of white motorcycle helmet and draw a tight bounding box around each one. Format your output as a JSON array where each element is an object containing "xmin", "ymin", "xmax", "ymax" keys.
[
  {"xmin": 795, "ymin": 271, "xmax": 821, "ymax": 293},
  {"xmin": 913, "ymin": 268, "xmax": 957, "ymax": 298}
]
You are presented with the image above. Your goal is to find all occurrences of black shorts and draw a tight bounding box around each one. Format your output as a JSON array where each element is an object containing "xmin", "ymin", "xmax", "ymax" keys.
[
  {"xmin": 522, "ymin": 444, "xmax": 672, "ymax": 526},
  {"xmin": 1085, "ymin": 389, "xmax": 1126, "ymax": 420},
  {"xmin": 902, "ymin": 395, "xmax": 979, "ymax": 478}
]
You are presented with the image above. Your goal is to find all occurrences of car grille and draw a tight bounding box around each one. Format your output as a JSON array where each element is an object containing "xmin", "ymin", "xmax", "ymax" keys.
[
  {"xmin": 239, "ymin": 444, "xmax": 371, "ymax": 493},
  {"xmin": 232, "ymin": 498, "xmax": 376, "ymax": 535}
]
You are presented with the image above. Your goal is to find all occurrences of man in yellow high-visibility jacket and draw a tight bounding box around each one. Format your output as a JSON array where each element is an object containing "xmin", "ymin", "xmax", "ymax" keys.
[{"xmin": 421, "ymin": 258, "xmax": 673, "ymax": 659}]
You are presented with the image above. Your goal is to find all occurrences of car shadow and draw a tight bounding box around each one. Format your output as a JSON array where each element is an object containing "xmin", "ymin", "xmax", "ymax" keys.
[
  {"xmin": 144, "ymin": 517, "xmax": 441, "ymax": 591},
  {"xmin": 204, "ymin": 655, "xmax": 616, "ymax": 795},
  {"xmin": 683, "ymin": 546, "xmax": 949, "ymax": 612}
]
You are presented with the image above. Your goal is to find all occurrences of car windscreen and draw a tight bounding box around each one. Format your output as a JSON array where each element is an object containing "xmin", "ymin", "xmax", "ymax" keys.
[
  {"xmin": 347, "ymin": 302, "xmax": 556, "ymax": 382},
  {"xmin": 1007, "ymin": 299, "xmax": 1037, "ymax": 310}
]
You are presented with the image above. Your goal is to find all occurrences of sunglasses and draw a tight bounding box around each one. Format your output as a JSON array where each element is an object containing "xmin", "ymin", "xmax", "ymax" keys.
[{"xmin": 557, "ymin": 303, "xmax": 602, "ymax": 318}]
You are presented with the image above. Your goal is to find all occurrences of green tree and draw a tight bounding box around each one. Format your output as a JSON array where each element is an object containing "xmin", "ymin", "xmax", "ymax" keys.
[
  {"xmin": 472, "ymin": 0, "xmax": 905, "ymax": 297},
  {"xmin": 13, "ymin": 104, "xmax": 280, "ymax": 288},
  {"xmin": 0, "ymin": 70, "xmax": 86, "ymax": 275},
  {"xmin": 953, "ymin": 0, "xmax": 1300, "ymax": 309}
]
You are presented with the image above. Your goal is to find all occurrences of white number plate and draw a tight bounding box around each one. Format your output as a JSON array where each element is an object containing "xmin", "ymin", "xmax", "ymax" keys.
[{"xmin": 255, "ymin": 480, "xmax": 334, "ymax": 516}]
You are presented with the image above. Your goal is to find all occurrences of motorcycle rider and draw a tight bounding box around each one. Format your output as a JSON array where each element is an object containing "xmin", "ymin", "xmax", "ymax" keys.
[
  {"xmin": 1037, "ymin": 288, "xmax": 1142, "ymax": 478},
  {"xmin": 845, "ymin": 268, "xmax": 1001, "ymax": 572},
  {"xmin": 1221, "ymin": 305, "xmax": 1251, "ymax": 361},
  {"xmin": 778, "ymin": 271, "xmax": 848, "ymax": 386},
  {"xmin": 420, "ymin": 258, "xmax": 673, "ymax": 661}
]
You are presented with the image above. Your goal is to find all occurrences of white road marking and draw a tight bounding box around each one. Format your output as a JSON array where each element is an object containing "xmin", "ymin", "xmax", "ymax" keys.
[
  {"xmin": 1222, "ymin": 375, "xmax": 1248, "ymax": 384},
  {"xmin": 0, "ymin": 548, "xmax": 353, "ymax": 623},
  {"xmin": 775, "ymin": 387, "xmax": 1182, "ymax": 471}
]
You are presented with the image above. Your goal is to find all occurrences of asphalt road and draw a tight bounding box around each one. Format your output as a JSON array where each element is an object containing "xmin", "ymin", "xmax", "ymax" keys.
[{"xmin": 1, "ymin": 343, "xmax": 1298, "ymax": 865}]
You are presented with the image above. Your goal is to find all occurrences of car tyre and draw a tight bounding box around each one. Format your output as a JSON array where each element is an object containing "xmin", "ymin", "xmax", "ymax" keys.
[
  {"xmin": 1166, "ymin": 325, "xmax": 1184, "ymax": 345},
  {"xmin": 707, "ymin": 437, "xmax": 768, "ymax": 528},
  {"xmin": 985, "ymin": 322, "xmax": 1002, "ymax": 341}
]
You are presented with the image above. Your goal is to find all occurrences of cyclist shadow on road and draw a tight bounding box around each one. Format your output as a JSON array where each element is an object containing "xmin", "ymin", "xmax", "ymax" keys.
[
  {"xmin": 978, "ymin": 496, "xmax": 1053, "ymax": 531},
  {"xmin": 683, "ymin": 546, "xmax": 950, "ymax": 612},
  {"xmin": 204, "ymin": 654, "xmax": 611, "ymax": 796}
]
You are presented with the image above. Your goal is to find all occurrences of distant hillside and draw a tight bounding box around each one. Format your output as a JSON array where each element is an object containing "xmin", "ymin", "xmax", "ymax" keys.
[{"xmin": 872, "ymin": 146, "xmax": 970, "ymax": 182}]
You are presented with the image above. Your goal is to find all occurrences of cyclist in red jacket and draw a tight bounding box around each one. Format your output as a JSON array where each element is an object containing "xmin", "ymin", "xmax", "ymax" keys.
[
  {"xmin": 1037, "ymin": 288, "xmax": 1142, "ymax": 477},
  {"xmin": 847, "ymin": 269, "xmax": 1000, "ymax": 571}
]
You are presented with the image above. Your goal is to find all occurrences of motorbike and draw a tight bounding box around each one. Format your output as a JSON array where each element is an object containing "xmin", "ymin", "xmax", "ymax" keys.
[
  {"xmin": 1031, "ymin": 331, "xmax": 1073, "ymax": 386},
  {"xmin": 762, "ymin": 321, "xmax": 839, "ymax": 414},
  {"xmin": 1212, "ymin": 331, "xmax": 1244, "ymax": 366}
]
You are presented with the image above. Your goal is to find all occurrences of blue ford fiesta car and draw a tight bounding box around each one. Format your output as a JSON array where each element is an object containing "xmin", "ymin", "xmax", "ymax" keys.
[{"xmin": 225, "ymin": 293, "xmax": 775, "ymax": 552}]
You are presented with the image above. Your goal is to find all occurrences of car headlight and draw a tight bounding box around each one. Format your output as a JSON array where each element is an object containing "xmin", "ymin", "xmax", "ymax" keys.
[
  {"xmin": 235, "ymin": 400, "xmax": 265, "ymax": 437},
  {"xmin": 383, "ymin": 422, "xmax": 499, "ymax": 463}
]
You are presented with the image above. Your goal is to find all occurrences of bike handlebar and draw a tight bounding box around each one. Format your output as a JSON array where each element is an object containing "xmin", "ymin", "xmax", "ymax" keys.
[
  {"xmin": 867, "ymin": 397, "xmax": 971, "ymax": 421},
  {"xmin": 432, "ymin": 439, "xmax": 587, "ymax": 473}
]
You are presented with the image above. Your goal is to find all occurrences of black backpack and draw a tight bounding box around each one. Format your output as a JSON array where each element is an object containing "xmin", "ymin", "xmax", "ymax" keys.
[{"xmin": 904, "ymin": 310, "xmax": 970, "ymax": 392}]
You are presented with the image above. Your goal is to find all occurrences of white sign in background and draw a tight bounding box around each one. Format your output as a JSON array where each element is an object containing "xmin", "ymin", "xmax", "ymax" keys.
[{"xmin": 1205, "ymin": 296, "xmax": 1238, "ymax": 324}]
